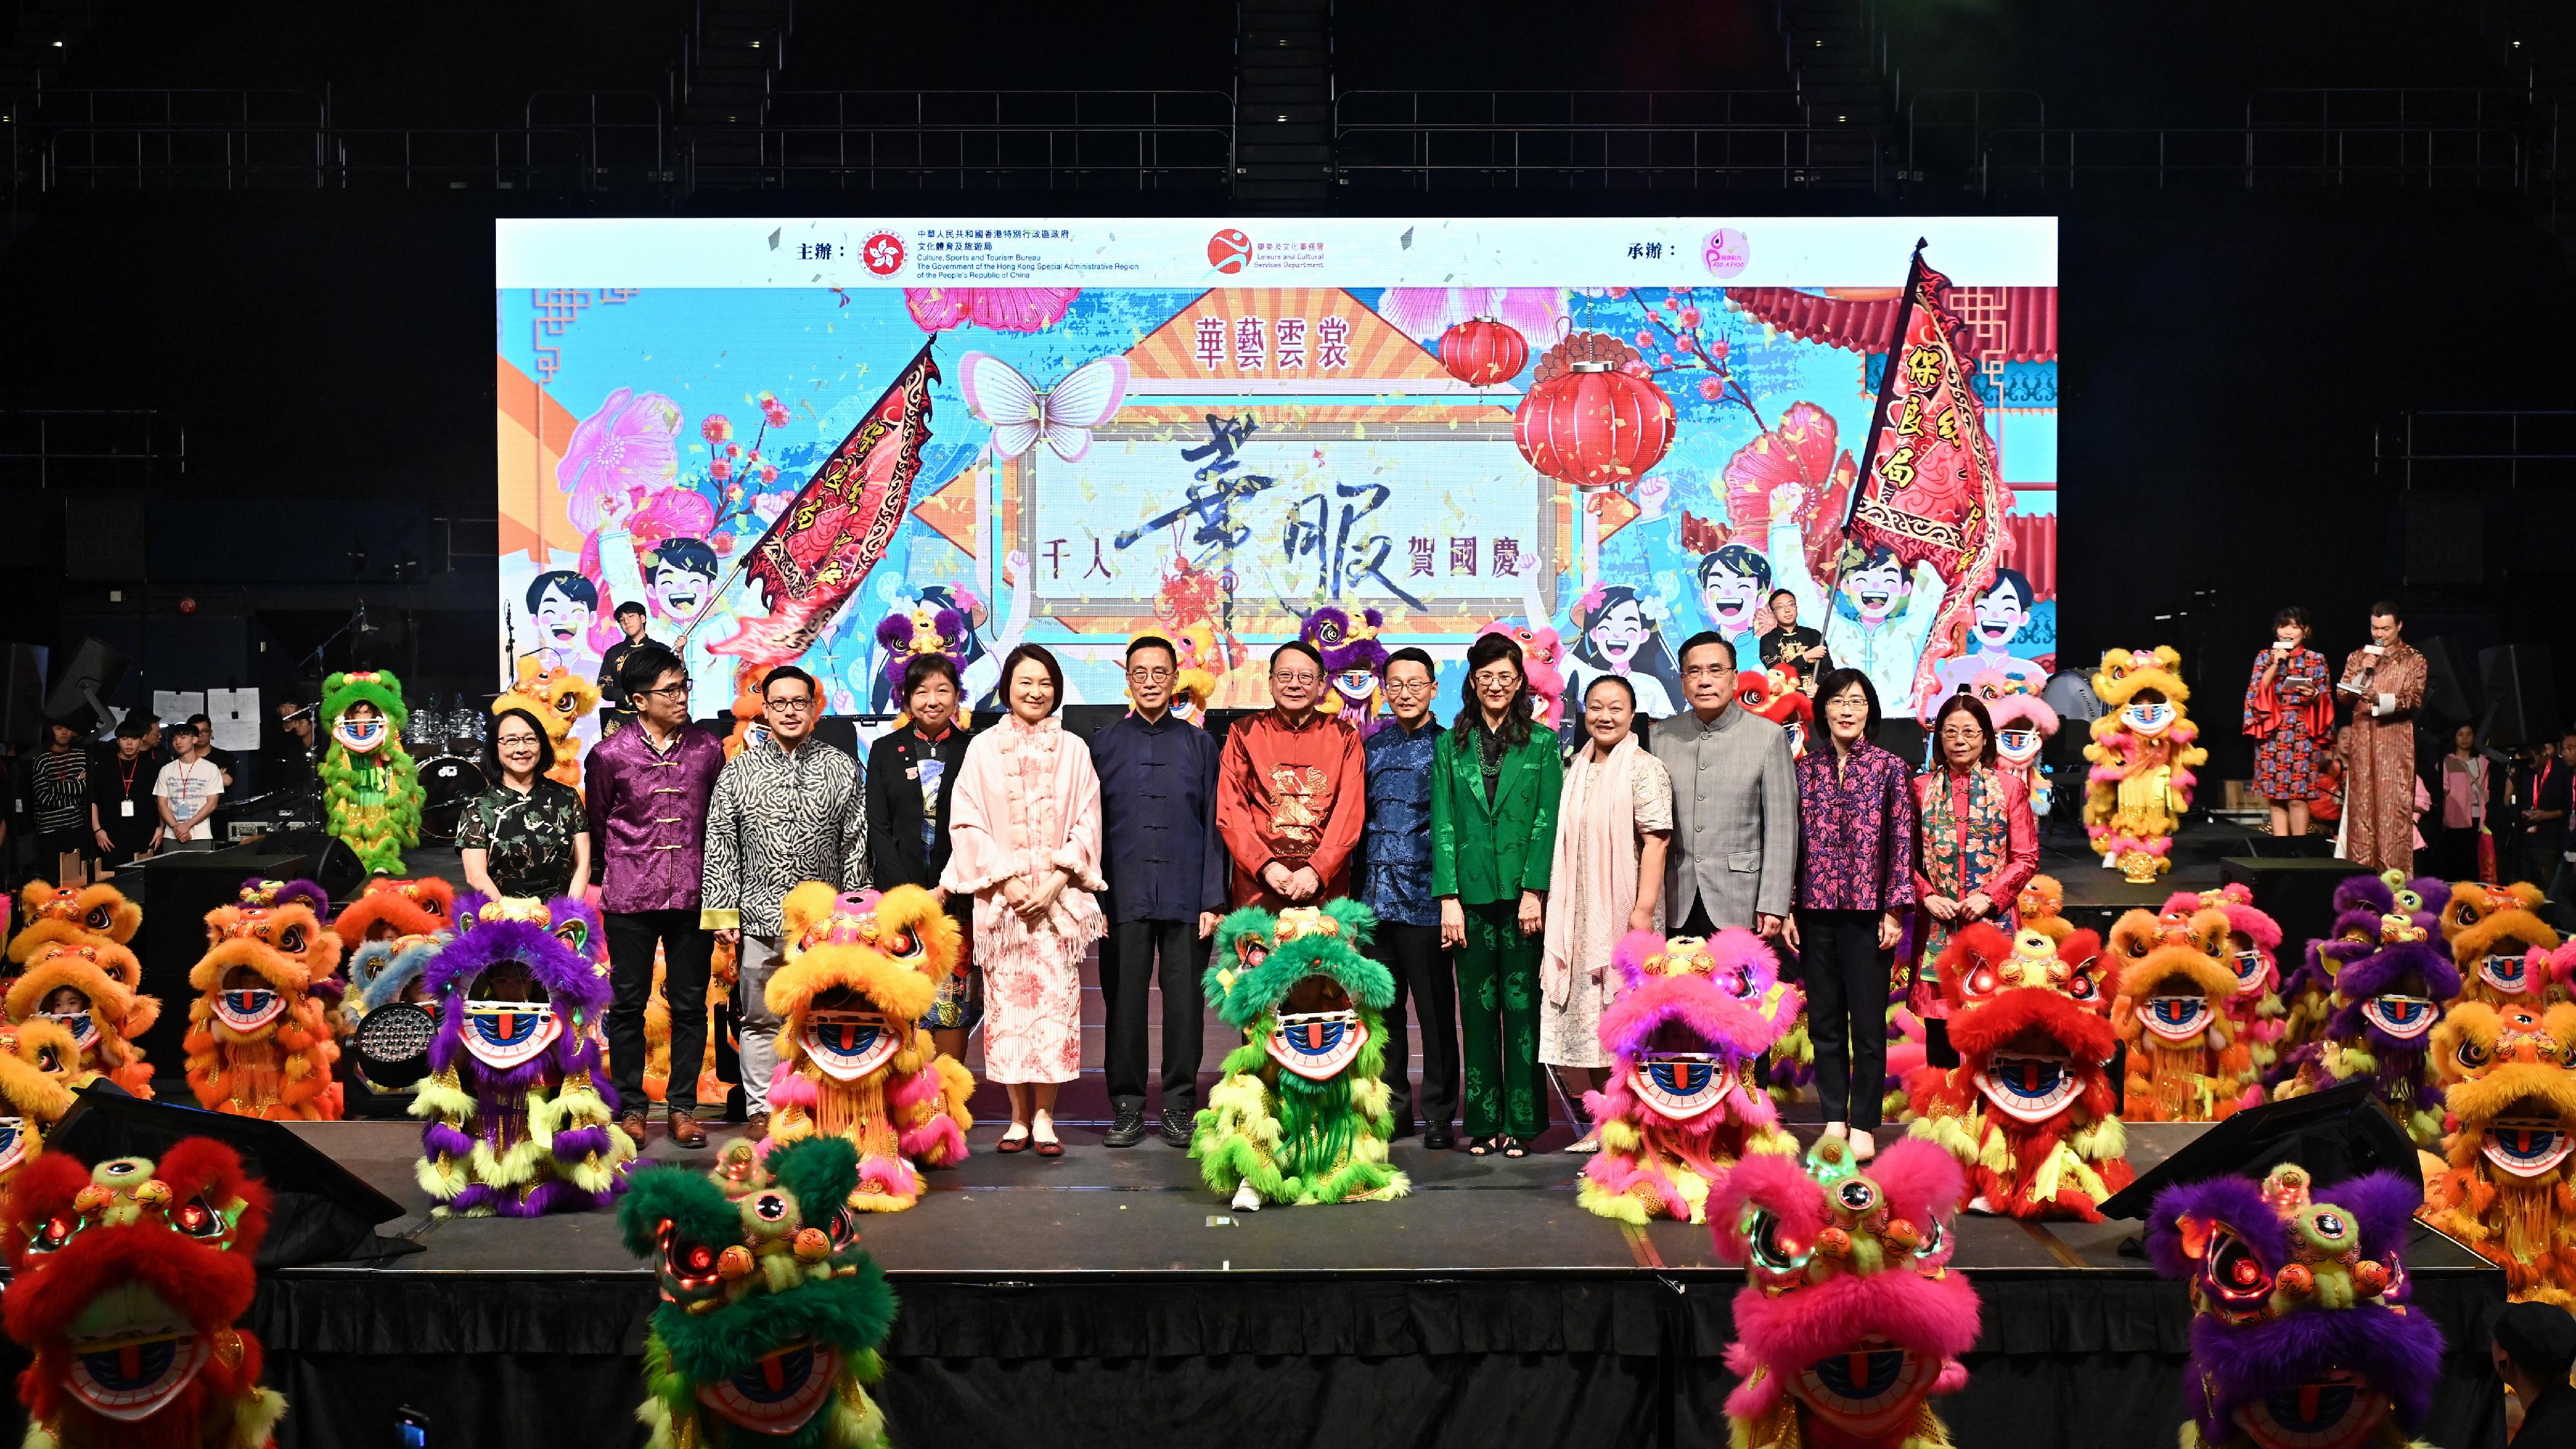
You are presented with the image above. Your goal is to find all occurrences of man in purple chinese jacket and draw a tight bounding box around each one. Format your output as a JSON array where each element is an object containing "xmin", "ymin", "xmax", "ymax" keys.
[{"xmin": 586, "ymin": 643, "xmax": 726, "ymax": 1149}]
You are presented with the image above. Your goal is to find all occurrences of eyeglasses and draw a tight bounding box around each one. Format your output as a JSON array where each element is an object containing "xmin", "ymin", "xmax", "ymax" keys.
[
  {"xmin": 1127, "ymin": 666, "xmax": 1175, "ymax": 682},
  {"xmin": 494, "ymin": 733, "xmax": 542, "ymax": 748},
  {"xmin": 1383, "ymin": 677, "xmax": 1434, "ymax": 695},
  {"xmin": 1939, "ymin": 726, "xmax": 1986, "ymax": 741},
  {"xmin": 634, "ymin": 681, "xmax": 693, "ymax": 700},
  {"xmin": 764, "ymin": 697, "xmax": 813, "ymax": 714},
  {"xmin": 1273, "ymin": 670, "xmax": 1319, "ymax": 687},
  {"xmin": 1471, "ymin": 670, "xmax": 1520, "ymax": 689}
]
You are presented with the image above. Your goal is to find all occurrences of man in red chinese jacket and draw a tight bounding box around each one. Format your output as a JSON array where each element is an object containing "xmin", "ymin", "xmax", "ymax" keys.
[{"xmin": 1216, "ymin": 640, "xmax": 1366, "ymax": 908}]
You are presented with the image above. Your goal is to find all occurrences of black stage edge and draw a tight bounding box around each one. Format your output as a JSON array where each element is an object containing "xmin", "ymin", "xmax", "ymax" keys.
[{"xmin": 214, "ymin": 1120, "xmax": 2504, "ymax": 1449}]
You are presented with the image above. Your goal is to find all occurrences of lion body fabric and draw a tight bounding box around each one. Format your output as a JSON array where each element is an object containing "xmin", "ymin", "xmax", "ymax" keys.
[
  {"xmin": 2081, "ymin": 647, "xmax": 2208, "ymax": 880},
  {"xmin": 2421, "ymin": 999, "xmax": 2576, "ymax": 1305},
  {"xmin": 1193, "ymin": 902, "xmax": 1409, "ymax": 1208},
  {"xmin": 3, "ymin": 1142, "xmax": 287, "ymax": 1449},
  {"xmin": 1903, "ymin": 923, "xmax": 2134, "ymax": 1220},
  {"xmin": 410, "ymin": 893, "xmax": 633, "ymax": 1217},
  {"xmin": 1580, "ymin": 929, "xmax": 1803, "ymax": 1226},
  {"xmin": 318, "ymin": 670, "xmax": 424, "ymax": 874},
  {"xmin": 762, "ymin": 884, "xmax": 974, "ymax": 1211},
  {"xmin": 619, "ymin": 1137, "xmax": 898, "ymax": 1449},
  {"xmin": 183, "ymin": 882, "xmax": 345, "ymax": 1121}
]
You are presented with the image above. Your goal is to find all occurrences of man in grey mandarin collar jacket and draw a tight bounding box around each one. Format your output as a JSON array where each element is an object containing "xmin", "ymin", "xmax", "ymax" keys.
[{"xmin": 1647, "ymin": 632, "xmax": 1797, "ymax": 938}]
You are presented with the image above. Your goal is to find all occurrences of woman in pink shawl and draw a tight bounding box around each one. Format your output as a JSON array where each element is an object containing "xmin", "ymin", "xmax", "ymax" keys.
[
  {"xmin": 1539, "ymin": 674, "xmax": 1674, "ymax": 1151},
  {"xmin": 940, "ymin": 643, "xmax": 1106, "ymax": 1157}
]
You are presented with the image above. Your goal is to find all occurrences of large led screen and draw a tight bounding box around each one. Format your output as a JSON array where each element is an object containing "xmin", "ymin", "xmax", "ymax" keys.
[{"xmin": 497, "ymin": 216, "xmax": 2056, "ymax": 728}]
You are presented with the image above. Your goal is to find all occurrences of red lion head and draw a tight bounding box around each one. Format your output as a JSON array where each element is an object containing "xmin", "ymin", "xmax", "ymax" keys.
[{"xmin": 2, "ymin": 1141, "xmax": 283, "ymax": 1444}]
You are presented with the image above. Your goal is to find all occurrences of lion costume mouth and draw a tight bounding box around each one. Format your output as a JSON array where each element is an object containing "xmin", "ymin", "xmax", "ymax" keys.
[
  {"xmin": 462, "ymin": 999, "xmax": 559, "ymax": 1070},
  {"xmin": 211, "ymin": 989, "xmax": 283, "ymax": 1034},
  {"xmin": 62, "ymin": 1283, "xmax": 207, "ymax": 1424},
  {"xmin": 2481, "ymin": 1115, "xmax": 2576, "ymax": 1179},
  {"xmin": 2121, "ymin": 701, "xmax": 2175, "ymax": 737},
  {"xmin": 2231, "ymin": 1371, "xmax": 2387, "ymax": 1449},
  {"xmin": 2360, "ymin": 995, "xmax": 2436, "ymax": 1041},
  {"xmin": 1792, "ymin": 1337, "xmax": 1938, "ymax": 1439},
  {"xmin": 803, "ymin": 1010, "xmax": 904, "ymax": 1082},
  {"xmin": 1269, "ymin": 1010, "xmax": 1366, "ymax": 1081},
  {"xmin": 694, "ymin": 1340, "xmax": 839, "ymax": 1435},
  {"xmin": 2477, "ymin": 953, "xmax": 2534, "ymax": 996},
  {"xmin": 1629, "ymin": 1053, "xmax": 1736, "ymax": 1119},
  {"xmin": 1974, "ymin": 1052, "xmax": 2080, "ymax": 1122},
  {"xmin": 2141, "ymin": 994, "xmax": 2216, "ymax": 1043}
]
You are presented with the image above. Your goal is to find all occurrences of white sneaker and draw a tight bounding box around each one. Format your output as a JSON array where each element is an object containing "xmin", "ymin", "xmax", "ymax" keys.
[
  {"xmin": 1231, "ymin": 1180, "xmax": 1264, "ymax": 1212},
  {"xmin": 1967, "ymin": 1194, "xmax": 1997, "ymax": 1215}
]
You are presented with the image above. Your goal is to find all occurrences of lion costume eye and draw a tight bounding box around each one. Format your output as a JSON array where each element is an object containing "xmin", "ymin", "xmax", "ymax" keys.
[
  {"xmin": 553, "ymin": 920, "xmax": 591, "ymax": 956},
  {"xmin": 2456, "ymin": 904, "xmax": 2480, "ymax": 927},
  {"xmin": 173, "ymin": 1195, "xmax": 229, "ymax": 1242},
  {"xmin": 28, "ymin": 1214, "xmax": 77, "ymax": 1256},
  {"xmin": 83, "ymin": 906, "xmax": 112, "ymax": 929},
  {"xmin": 280, "ymin": 925, "xmax": 306, "ymax": 952},
  {"xmin": 2456, "ymin": 1037, "xmax": 2491, "ymax": 1072},
  {"xmin": 1745, "ymin": 1210, "xmax": 1806, "ymax": 1272}
]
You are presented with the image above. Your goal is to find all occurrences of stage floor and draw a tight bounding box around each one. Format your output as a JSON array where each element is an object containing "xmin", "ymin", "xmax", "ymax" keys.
[{"xmin": 238, "ymin": 1117, "xmax": 2508, "ymax": 1449}]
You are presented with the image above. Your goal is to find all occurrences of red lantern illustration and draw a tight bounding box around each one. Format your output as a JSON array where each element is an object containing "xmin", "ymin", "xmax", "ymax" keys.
[
  {"xmin": 1513, "ymin": 334, "xmax": 1676, "ymax": 491},
  {"xmin": 1437, "ymin": 317, "xmax": 1529, "ymax": 388}
]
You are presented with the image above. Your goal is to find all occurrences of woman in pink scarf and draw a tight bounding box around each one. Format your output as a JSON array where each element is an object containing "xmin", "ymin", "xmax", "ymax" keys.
[
  {"xmin": 940, "ymin": 643, "xmax": 1106, "ymax": 1157},
  {"xmin": 1540, "ymin": 674, "xmax": 1674, "ymax": 1151}
]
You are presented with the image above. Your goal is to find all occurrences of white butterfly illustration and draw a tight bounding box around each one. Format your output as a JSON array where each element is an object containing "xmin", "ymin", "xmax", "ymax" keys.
[{"xmin": 958, "ymin": 351, "xmax": 1132, "ymax": 463}]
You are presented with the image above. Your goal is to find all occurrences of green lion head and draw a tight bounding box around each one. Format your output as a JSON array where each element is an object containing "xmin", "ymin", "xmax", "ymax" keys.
[
  {"xmin": 321, "ymin": 669, "xmax": 410, "ymax": 740},
  {"xmin": 618, "ymin": 1137, "xmax": 898, "ymax": 1448}
]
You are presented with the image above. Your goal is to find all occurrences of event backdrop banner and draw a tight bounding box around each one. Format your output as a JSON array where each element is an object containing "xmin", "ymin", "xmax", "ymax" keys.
[{"xmin": 495, "ymin": 216, "xmax": 2058, "ymax": 723}]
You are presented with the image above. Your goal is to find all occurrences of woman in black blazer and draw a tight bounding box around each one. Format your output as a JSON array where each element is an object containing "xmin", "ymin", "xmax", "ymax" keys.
[{"xmin": 865, "ymin": 654, "xmax": 981, "ymax": 1060}]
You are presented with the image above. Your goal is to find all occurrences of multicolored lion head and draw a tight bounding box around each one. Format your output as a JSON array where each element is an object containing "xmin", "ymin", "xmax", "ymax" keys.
[
  {"xmin": 2325, "ymin": 916, "xmax": 2458, "ymax": 1063},
  {"xmin": 1477, "ymin": 620, "xmax": 1566, "ymax": 728},
  {"xmin": 330, "ymin": 876, "xmax": 456, "ymax": 949},
  {"xmin": 184, "ymin": 885, "xmax": 345, "ymax": 1120},
  {"xmin": 2149, "ymin": 1164, "xmax": 2440, "ymax": 1449},
  {"xmin": 2423, "ymin": 1000, "xmax": 2576, "ymax": 1300},
  {"xmin": 1973, "ymin": 670, "xmax": 2058, "ymax": 781},
  {"xmin": 1714, "ymin": 1137, "xmax": 1979, "ymax": 1449},
  {"xmin": 2108, "ymin": 907, "xmax": 2249, "ymax": 1122},
  {"xmin": 424, "ymin": 893, "xmax": 607, "ymax": 1087},
  {"xmin": 766, "ymin": 884, "xmax": 974, "ymax": 1209},
  {"xmin": 2082, "ymin": 645, "xmax": 2206, "ymax": 880},
  {"xmin": 2166, "ymin": 884, "xmax": 2284, "ymax": 1007},
  {"xmin": 491, "ymin": 659, "xmax": 599, "ymax": 790},
  {"xmin": 1302, "ymin": 607, "xmax": 1388, "ymax": 732},
  {"xmin": 6, "ymin": 880, "xmax": 141, "ymax": 969},
  {"xmin": 1580, "ymin": 929, "xmax": 1803, "ymax": 1226},
  {"xmin": 1, "ymin": 1142, "xmax": 284, "ymax": 1446},
  {"xmin": 619, "ymin": 1137, "xmax": 896, "ymax": 1448},
  {"xmin": 2441, "ymin": 880, "xmax": 2559, "ymax": 1007},
  {"xmin": 10, "ymin": 936, "xmax": 159, "ymax": 1097}
]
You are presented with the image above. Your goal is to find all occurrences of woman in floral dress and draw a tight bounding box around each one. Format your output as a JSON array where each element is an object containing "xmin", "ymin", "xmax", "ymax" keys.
[
  {"xmin": 1911, "ymin": 694, "xmax": 2038, "ymax": 1069},
  {"xmin": 2243, "ymin": 605, "xmax": 2334, "ymax": 839},
  {"xmin": 940, "ymin": 643, "xmax": 1105, "ymax": 1157}
]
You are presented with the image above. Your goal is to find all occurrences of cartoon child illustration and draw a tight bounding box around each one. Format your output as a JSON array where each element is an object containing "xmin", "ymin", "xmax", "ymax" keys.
[
  {"xmin": 1695, "ymin": 544, "xmax": 1774, "ymax": 665},
  {"xmin": 1928, "ymin": 567, "xmax": 2047, "ymax": 711},
  {"xmin": 522, "ymin": 570, "xmax": 601, "ymax": 679},
  {"xmin": 1819, "ymin": 545, "xmax": 1947, "ymax": 715},
  {"xmin": 641, "ymin": 538, "xmax": 720, "ymax": 626},
  {"xmin": 1565, "ymin": 585, "xmax": 1680, "ymax": 718}
]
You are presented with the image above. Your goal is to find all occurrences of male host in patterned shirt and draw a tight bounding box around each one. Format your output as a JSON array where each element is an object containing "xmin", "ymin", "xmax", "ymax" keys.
[
  {"xmin": 701, "ymin": 665, "xmax": 869, "ymax": 1142},
  {"xmin": 1216, "ymin": 639, "xmax": 1366, "ymax": 909}
]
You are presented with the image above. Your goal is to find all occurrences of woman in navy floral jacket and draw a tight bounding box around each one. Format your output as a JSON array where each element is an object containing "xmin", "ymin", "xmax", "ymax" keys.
[{"xmin": 1783, "ymin": 668, "xmax": 1916, "ymax": 1161}]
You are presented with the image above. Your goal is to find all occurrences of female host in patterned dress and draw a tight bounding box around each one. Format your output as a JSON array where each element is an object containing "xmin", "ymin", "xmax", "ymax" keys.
[
  {"xmin": 940, "ymin": 643, "xmax": 1106, "ymax": 1157},
  {"xmin": 2243, "ymin": 605, "xmax": 2334, "ymax": 839}
]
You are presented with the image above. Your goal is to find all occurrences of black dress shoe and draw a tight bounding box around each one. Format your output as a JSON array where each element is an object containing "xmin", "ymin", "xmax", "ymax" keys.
[
  {"xmin": 1159, "ymin": 1106, "xmax": 1194, "ymax": 1149},
  {"xmin": 1424, "ymin": 1126, "xmax": 1455, "ymax": 1151},
  {"xmin": 1103, "ymin": 1108, "xmax": 1148, "ymax": 1148}
]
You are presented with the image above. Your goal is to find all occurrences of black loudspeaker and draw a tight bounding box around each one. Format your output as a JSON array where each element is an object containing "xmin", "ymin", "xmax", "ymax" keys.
[
  {"xmin": 39, "ymin": 635, "xmax": 129, "ymax": 732},
  {"xmin": 0, "ymin": 642, "xmax": 44, "ymax": 744},
  {"xmin": 2098, "ymin": 1079, "xmax": 2420, "ymax": 1219},
  {"xmin": 2412, "ymin": 636, "xmax": 2477, "ymax": 724},
  {"xmin": 61, "ymin": 495, "xmax": 149, "ymax": 580},
  {"xmin": 2481, "ymin": 645, "xmax": 2557, "ymax": 750},
  {"xmin": 2219, "ymin": 855, "xmax": 2358, "ymax": 963},
  {"xmin": 258, "ymin": 828, "xmax": 370, "ymax": 902},
  {"xmin": 125, "ymin": 846, "xmax": 314, "ymax": 1092}
]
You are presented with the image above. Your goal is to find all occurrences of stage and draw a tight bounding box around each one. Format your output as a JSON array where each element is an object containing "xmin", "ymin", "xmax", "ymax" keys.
[{"xmin": 227, "ymin": 1117, "xmax": 2507, "ymax": 1449}]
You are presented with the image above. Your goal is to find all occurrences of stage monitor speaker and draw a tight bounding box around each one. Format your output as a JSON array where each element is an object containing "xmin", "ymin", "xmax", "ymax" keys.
[
  {"xmin": 39, "ymin": 635, "xmax": 129, "ymax": 732},
  {"xmin": 2098, "ymin": 1080, "xmax": 2418, "ymax": 1220},
  {"xmin": 0, "ymin": 641, "xmax": 44, "ymax": 744},
  {"xmin": 2480, "ymin": 645, "xmax": 2557, "ymax": 749},
  {"xmin": 48, "ymin": 1089, "xmax": 412, "ymax": 1265},
  {"xmin": 61, "ymin": 495, "xmax": 148, "ymax": 580},
  {"xmin": 126, "ymin": 845, "xmax": 314, "ymax": 1092},
  {"xmin": 2239, "ymin": 832, "xmax": 2333, "ymax": 860},
  {"xmin": 258, "ymin": 827, "xmax": 370, "ymax": 902},
  {"xmin": 2412, "ymin": 636, "xmax": 2477, "ymax": 724}
]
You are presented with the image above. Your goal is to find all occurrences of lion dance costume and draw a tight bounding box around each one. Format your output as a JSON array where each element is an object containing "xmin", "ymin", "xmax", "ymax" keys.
[
  {"xmin": 620, "ymin": 1137, "xmax": 897, "ymax": 1448},
  {"xmin": 8, "ymin": 880, "xmax": 142, "ymax": 983},
  {"xmin": 875, "ymin": 601, "xmax": 970, "ymax": 730},
  {"xmin": 2081, "ymin": 646, "xmax": 2207, "ymax": 881},
  {"xmin": 328, "ymin": 876, "xmax": 454, "ymax": 949},
  {"xmin": 2148, "ymin": 1162, "xmax": 2442, "ymax": 1449},
  {"xmin": 2441, "ymin": 879, "xmax": 2559, "ymax": 1009},
  {"xmin": 1714, "ymin": 1135, "xmax": 1980, "ymax": 1449},
  {"xmin": 2270, "ymin": 912, "xmax": 2457, "ymax": 1148},
  {"xmin": 492, "ymin": 658, "xmax": 600, "ymax": 791},
  {"xmin": 1193, "ymin": 901, "xmax": 1408, "ymax": 1210},
  {"xmin": 185, "ymin": 882, "xmax": 343, "ymax": 1120},
  {"xmin": 318, "ymin": 669, "xmax": 423, "ymax": 874},
  {"xmin": 1302, "ymin": 607, "xmax": 1388, "ymax": 739},
  {"xmin": 1578, "ymin": 929, "xmax": 1801, "ymax": 1226},
  {"xmin": 1736, "ymin": 669, "xmax": 1814, "ymax": 758},
  {"xmin": 1976, "ymin": 670, "xmax": 2058, "ymax": 789},
  {"xmin": 764, "ymin": 884, "xmax": 975, "ymax": 1211},
  {"xmin": 1904, "ymin": 923, "xmax": 2133, "ymax": 1218},
  {"xmin": 2166, "ymin": 884, "xmax": 2287, "ymax": 1092},
  {"xmin": 2107, "ymin": 907, "xmax": 2256, "ymax": 1122},
  {"xmin": 3, "ymin": 1142, "xmax": 287, "ymax": 1449},
  {"xmin": 2274, "ymin": 871, "xmax": 2439, "ymax": 1054},
  {"xmin": 10, "ymin": 935, "xmax": 158, "ymax": 1098},
  {"xmin": 2423, "ymin": 999, "xmax": 2576, "ymax": 1304},
  {"xmin": 0, "ymin": 1019, "xmax": 80, "ymax": 1191},
  {"xmin": 412, "ymin": 893, "xmax": 632, "ymax": 1217}
]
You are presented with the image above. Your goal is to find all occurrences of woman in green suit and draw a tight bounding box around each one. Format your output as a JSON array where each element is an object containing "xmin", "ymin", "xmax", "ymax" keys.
[{"xmin": 1432, "ymin": 631, "xmax": 1563, "ymax": 1158}]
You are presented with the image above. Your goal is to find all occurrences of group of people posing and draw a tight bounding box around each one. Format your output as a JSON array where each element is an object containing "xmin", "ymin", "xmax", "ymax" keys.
[{"xmin": 475, "ymin": 619, "xmax": 2036, "ymax": 1166}]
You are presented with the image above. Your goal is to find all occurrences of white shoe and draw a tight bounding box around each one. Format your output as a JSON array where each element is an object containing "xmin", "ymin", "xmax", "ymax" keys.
[
  {"xmin": 1231, "ymin": 1180, "xmax": 1264, "ymax": 1212},
  {"xmin": 1967, "ymin": 1194, "xmax": 1996, "ymax": 1215}
]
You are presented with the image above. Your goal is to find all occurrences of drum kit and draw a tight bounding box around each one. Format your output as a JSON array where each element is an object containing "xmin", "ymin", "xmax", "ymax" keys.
[{"xmin": 412, "ymin": 691, "xmax": 493, "ymax": 845}]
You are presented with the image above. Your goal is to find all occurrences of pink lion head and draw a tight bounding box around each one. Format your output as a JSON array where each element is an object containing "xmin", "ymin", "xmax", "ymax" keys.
[
  {"xmin": 1477, "ymin": 621, "xmax": 1566, "ymax": 728},
  {"xmin": 1595, "ymin": 929, "xmax": 1799, "ymax": 1124},
  {"xmin": 1713, "ymin": 1137, "xmax": 1980, "ymax": 1444},
  {"xmin": 2163, "ymin": 882, "xmax": 2284, "ymax": 1001},
  {"xmin": 1971, "ymin": 670, "xmax": 2058, "ymax": 779}
]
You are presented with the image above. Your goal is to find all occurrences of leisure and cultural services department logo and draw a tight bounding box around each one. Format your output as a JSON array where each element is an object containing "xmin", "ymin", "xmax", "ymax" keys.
[{"xmin": 1207, "ymin": 228, "xmax": 1253, "ymax": 274}]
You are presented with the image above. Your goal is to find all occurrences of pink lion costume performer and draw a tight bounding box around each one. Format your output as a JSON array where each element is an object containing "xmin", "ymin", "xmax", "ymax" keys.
[
  {"xmin": 2082, "ymin": 646, "xmax": 2208, "ymax": 882},
  {"xmin": 2439, "ymin": 879, "xmax": 2560, "ymax": 1009},
  {"xmin": 1714, "ymin": 1135, "xmax": 1980, "ymax": 1449},
  {"xmin": 765, "ymin": 883, "xmax": 976, "ymax": 1211},
  {"xmin": 2423, "ymin": 999, "xmax": 2576, "ymax": 1304},
  {"xmin": 2107, "ymin": 907, "xmax": 2257, "ymax": 1122},
  {"xmin": 1577, "ymin": 929, "xmax": 1801, "ymax": 1226},
  {"xmin": 2166, "ymin": 883, "xmax": 2291, "ymax": 1090},
  {"xmin": 1904, "ymin": 922, "xmax": 2134, "ymax": 1219}
]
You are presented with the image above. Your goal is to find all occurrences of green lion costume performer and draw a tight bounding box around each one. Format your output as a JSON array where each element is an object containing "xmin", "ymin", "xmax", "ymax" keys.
[
  {"xmin": 319, "ymin": 669, "xmax": 423, "ymax": 875},
  {"xmin": 618, "ymin": 1136, "xmax": 896, "ymax": 1448},
  {"xmin": 1192, "ymin": 900, "xmax": 1409, "ymax": 1211}
]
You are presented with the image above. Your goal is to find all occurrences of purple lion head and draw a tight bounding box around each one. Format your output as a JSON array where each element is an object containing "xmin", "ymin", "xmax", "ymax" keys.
[
  {"xmin": 2148, "ymin": 1164, "xmax": 2441, "ymax": 1449},
  {"xmin": 424, "ymin": 893, "xmax": 610, "ymax": 1094},
  {"xmin": 1300, "ymin": 607, "xmax": 1388, "ymax": 708},
  {"xmin": 236, "ymin": 876, "xmax": 333, "ymax": 921},
  {"xmin": 876, "ymin": 605, "xmax": 967, "ymax": 702},
  {"xmin": 2324, "ymin": 920, "xmax": 2458, "ymax": 1058}
]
